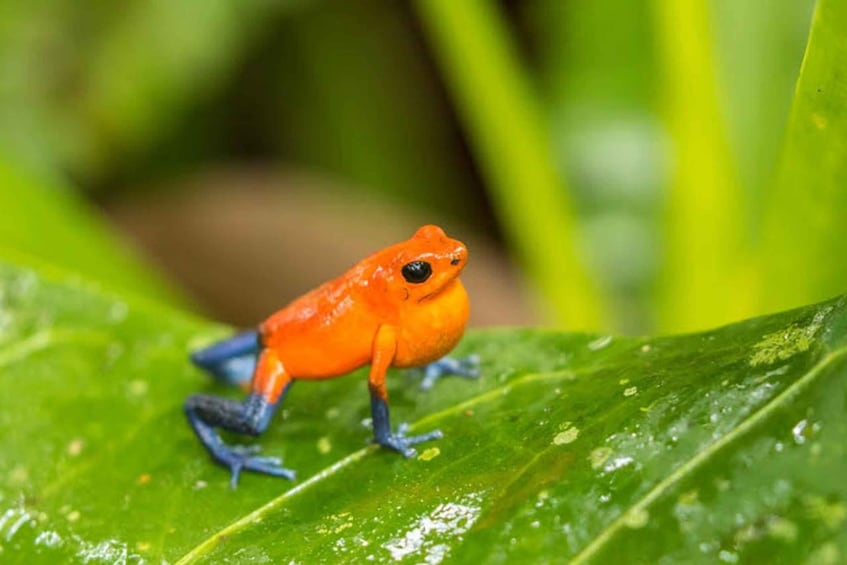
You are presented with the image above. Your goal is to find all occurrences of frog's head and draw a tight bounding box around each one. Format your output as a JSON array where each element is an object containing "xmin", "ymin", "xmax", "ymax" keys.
[{"xmin": 376, "ymin": 225, "xmax": 467, "ymax": 304}]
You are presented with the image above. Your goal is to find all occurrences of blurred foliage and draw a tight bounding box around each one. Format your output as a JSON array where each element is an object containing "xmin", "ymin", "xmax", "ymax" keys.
[
  {"xmin": 257, "ymin": 1, "xmax": 484, "ymax": 223},
  {"xmin": 527, "ymin": 0, "xmax": 665, "ymax": 332},
  {"xmin": 0, "ymin": 0, "xmax": 290, "ymax": 184},
  {"xmin": 760, "ymin": 0, "xmax": 847, "ymax": 316},
  {"xmin": 0, "ymin": 160, "xmax": 180, "ymax": 304},
  {"xmin": 419, "ymin": 0, "xmax": 816, "ymax": 332},
  {"xmin": 416, "ymin": 0, "xmax": 606, "ymax": 330},
  {"xmin": 654, "ymin": 0, "xmax": 748, "ymax": 332},
  {"xmin": 2, "ymin": 0, "xmax": 844, "ymax": 336}
]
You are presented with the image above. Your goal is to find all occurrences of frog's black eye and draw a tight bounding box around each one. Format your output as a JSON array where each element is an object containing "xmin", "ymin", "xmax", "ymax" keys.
[{"xmin": 402, "ymin": 261, "xmax": 432, "ymax": 284}]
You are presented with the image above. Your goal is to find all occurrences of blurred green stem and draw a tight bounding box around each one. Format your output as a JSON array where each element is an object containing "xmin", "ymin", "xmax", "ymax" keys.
[
  {"xmin": 654, "ymin": 0, "xmax": 750, "ymax": 332},
  {"xmin": 415, "ymin": 0, "xmax": 607, "ymax": 330}
]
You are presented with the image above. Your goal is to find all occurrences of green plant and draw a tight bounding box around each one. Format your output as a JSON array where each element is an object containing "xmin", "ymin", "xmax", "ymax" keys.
[
  {"xmin": 2, "ymin": 259, "xmax": 846, "ymax": 562},
  {"xmin": 1, "ymin": 1, "xmax": 846, "ymax": 562}
]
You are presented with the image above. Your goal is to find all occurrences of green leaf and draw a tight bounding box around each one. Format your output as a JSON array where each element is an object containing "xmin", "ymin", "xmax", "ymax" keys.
[
  {"xmin": 2, "ymin": 260, "xmax": 846, "ymax": 563},
  {"xmin": 711, "ymin": 0, "xmax": 815, "ymax": 231},
  {"xmin": 653, "ymin": 0, "xmax": 750, "ymax": 333},
  {"xmin": 0, "ymin": 161, "xmax": 181, "ymax": 305},
  {"xmin": 761, "ymin": 0, "xmax": 847, "ymax": 314}
]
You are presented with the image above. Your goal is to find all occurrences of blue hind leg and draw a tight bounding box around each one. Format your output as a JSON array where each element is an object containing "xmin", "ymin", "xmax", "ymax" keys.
[{"xmin": 190, "ymin": 330, "xmax": 260, "ymax": 387}]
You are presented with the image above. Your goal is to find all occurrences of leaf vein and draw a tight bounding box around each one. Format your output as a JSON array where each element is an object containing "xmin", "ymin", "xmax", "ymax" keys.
[{"xmin": 569, "ymin": 346, "xmax": 847, "ymax": 564}]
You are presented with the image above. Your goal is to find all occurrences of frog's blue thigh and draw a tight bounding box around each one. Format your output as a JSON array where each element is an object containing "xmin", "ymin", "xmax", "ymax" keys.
[{"xmin": 190, "ymin": 330, "xmax": 259, "ymax": 386}]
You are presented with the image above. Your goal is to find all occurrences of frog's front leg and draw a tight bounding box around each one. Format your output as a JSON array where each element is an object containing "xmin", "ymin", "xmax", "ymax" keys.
[
  {"xmin": 369, "ymin": 326, "xmax": 442, "ymax": 457},
  {"xmin": 185, "ymin": 348, "xmax": 295, "ymax": 487},
  {"xmin": 418, "ymin": 354, "xmax": 481, "ymax": 391}
]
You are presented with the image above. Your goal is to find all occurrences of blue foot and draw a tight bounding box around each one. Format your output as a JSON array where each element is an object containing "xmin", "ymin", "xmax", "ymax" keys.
[
  {"xmin": 370, "ymin": 395, "xmax": 442, "ymax": 458},
  {"xmin": 215, "ymin": 443, "xmax": 296, "ymax": 488},
  {"xmin": 419, "ymin": 354, "xmax": 481, "ymax": 391},
  {"xmin": 185, "ymin": 390, "xmax": 295, "ymax": 487},
  {"xmin": 375, "ymin": 423, "xmax": 443, "ymax": 458}
]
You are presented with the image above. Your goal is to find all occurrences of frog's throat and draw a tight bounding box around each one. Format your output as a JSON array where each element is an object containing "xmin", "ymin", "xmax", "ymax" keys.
[{"xmin": 418, "ymin": 277, "xmax": 461, "ymax": 304}]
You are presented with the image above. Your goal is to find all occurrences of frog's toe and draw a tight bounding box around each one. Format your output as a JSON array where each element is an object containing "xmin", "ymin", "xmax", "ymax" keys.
[
  {"xmin": 229, "ymin": 444, "xmax": 263, "ymax": 457},
  {"xmin": 419, "ymin": 354, "xmax": 481, "ymax": 390},
  {"xmin": 241, "ymin": 456, "xmax": 296, "ymax": 480},
  {"xmin": 215, "ymin": 445, "xmax": 296, "ymax": 487},
  {"xmin": 376, "ymin": 428, "xmax": 443, "ymax": 458},
  {"xmin": 460, "ymin": 354, "xmax": 482, "ymax": 375},
  {"xmin": 403, "ymin": 430, "xmax": 443, "ymax": 447}
]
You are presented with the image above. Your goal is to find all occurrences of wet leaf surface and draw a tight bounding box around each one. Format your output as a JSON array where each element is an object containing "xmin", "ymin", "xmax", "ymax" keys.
[{"xmin": 1, "ymin": 260, "xmax": 846, "ymax": 563}]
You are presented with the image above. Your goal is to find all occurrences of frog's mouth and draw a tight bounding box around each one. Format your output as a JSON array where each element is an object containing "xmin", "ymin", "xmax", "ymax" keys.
[{"xmin": 418, "ymin": 277, "xmax": 462, "ymax": 303}]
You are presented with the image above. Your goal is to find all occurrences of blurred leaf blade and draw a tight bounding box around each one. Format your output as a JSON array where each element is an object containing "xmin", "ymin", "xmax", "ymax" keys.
[
  {"xmin": 530, "ymin": 0, "xmax": 664, "ymax": 334},
  {"xmin": 760, "ymin": 0, "xmax": 847, "ymax": 314},
  {"xmin": 711, "ymin": 0, "xmax": 815, "ymax": 236},
  {"xmin": 0, "ymin": 160, "xmax": 180, "ymax": 304},
  {"xmin": 415, "ymin": 0, "xmax": 608, "ymax": 330},
  {"xmin": 654, "ymin": 0, "xmax": 750, "ymax": 332},
  {"xmin": 2, "ymin": 260, "xmax": 846, "ymax": 562}
]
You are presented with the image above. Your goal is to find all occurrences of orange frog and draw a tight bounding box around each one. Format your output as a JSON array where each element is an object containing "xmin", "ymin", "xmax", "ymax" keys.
[{"xmin": 185, "ymin": 225, "xmax": 479, "ymax": 486}]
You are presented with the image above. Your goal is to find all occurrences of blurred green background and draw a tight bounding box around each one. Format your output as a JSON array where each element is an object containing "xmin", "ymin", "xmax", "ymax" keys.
[{"xmin": 4, "ymin": 0, "xmax": 845, "ymax": 336}]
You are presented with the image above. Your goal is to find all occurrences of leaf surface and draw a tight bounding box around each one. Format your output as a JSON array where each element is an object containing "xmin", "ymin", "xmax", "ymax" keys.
[{"xmin": 0, "ymin": 261, "xmax": 845, "ymax": 563}]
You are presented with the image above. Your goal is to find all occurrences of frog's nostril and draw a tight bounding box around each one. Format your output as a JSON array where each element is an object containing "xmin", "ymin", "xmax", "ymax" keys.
[{"xmin": 451, "ymin": 258, "xmax": 460, "ymax": 266}]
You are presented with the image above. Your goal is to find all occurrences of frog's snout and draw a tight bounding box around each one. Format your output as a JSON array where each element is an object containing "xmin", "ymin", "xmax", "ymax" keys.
[{"xmin": 450, "ymin": 245, "xmax": 468, "ymax": 268}]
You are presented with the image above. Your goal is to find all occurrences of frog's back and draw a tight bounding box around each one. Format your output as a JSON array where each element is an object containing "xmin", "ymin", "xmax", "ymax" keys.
[
  {"xmin": 256, "ymin": 225, "xmax": 469, "ymax": 379},
  {"xmin": 260, "ymin": 270, "xmax": 378, "ymax": 379}
]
